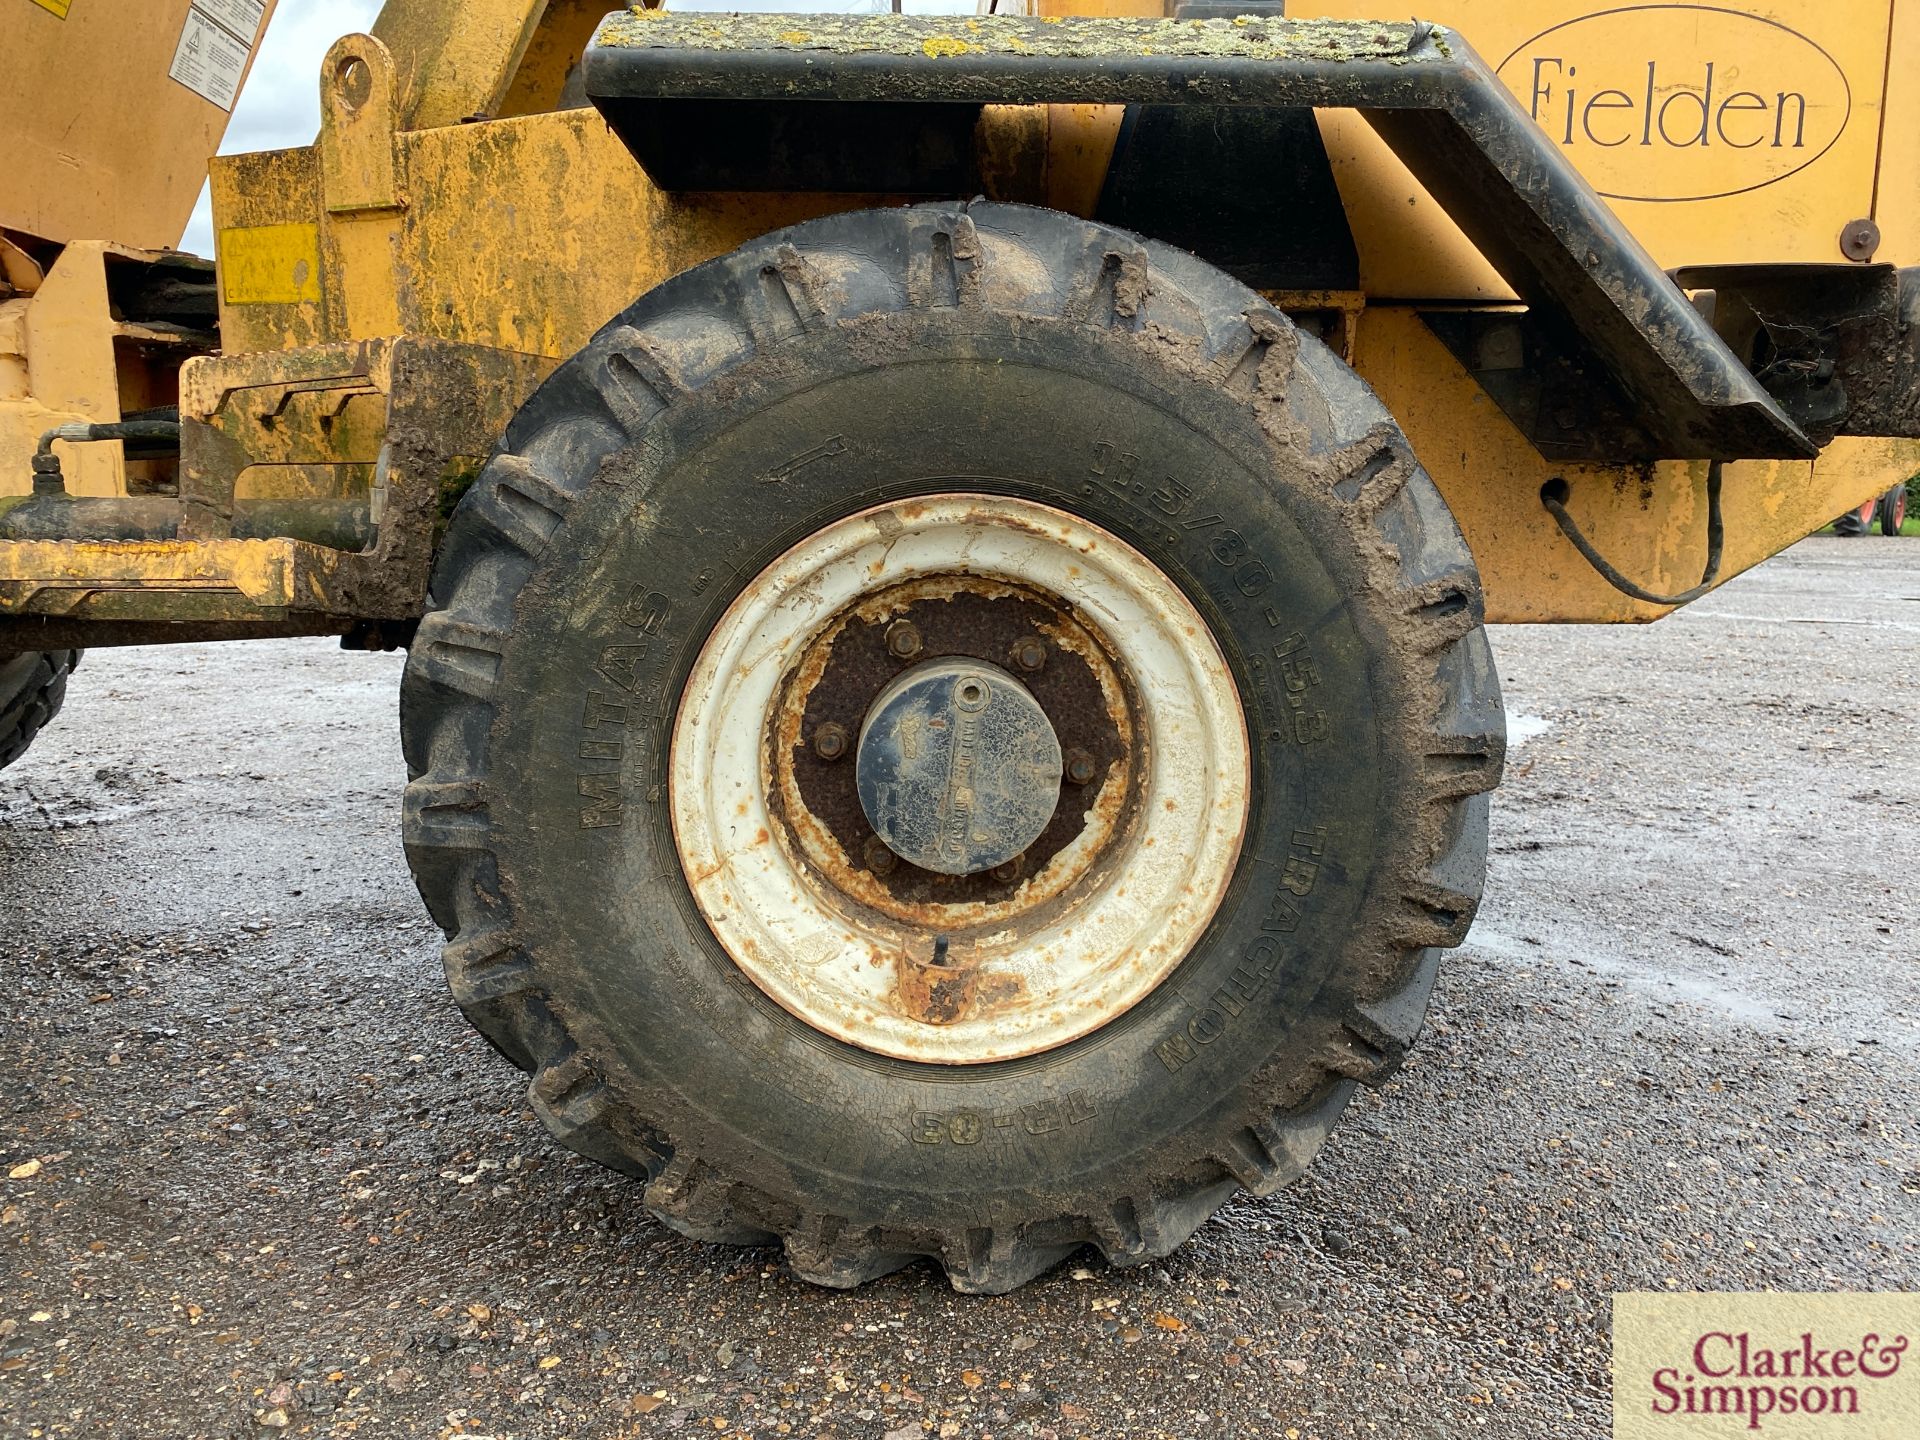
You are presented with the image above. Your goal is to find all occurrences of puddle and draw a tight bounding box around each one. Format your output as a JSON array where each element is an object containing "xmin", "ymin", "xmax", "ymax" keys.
[{"xmin": 1506, "ymin": 712, "xmax": 1553, "ymax": 749}]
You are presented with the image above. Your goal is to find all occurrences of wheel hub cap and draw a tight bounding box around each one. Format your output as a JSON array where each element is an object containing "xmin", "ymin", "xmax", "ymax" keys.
[{"xmin": 856, "ymin": 658, "xmax": 1063, "ymax": 877}]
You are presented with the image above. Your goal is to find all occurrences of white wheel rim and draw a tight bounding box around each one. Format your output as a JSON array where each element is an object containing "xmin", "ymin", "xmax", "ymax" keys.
[{"xmin": 669, "ymin": 495, "xmax": 1249, "ymax": 1064}]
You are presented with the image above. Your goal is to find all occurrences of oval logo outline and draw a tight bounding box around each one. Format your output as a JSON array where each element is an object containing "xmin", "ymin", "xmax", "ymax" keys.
[{"xmin": 1495, "ymin": 3, "xmax": 1852, "ymax": 204}]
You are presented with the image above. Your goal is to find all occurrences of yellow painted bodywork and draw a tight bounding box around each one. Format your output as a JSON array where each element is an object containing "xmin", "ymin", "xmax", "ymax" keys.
[
  {"xmin": 1, "ymin": 0, "xmax": 275, "ymax": 513},
  {"xmin": 3, "ymin": 0, "xmax": 1915, "ymax": 631},
  {"xmin": 0, "ymin": 337, "xmax": 552, "ymax": 635},
  {"xmin": 0, "ymin": 244, "xmax": 119, "ymax": 499},
  {"xmin": 209, "ymin": 57, "xmax": 881, "ymax": 362},
  {"xmin": 1297, "ymin": 0, "xmax": 1902, "ymax": 288},
  {"xmin": 1353, "ymin": 309, "xmax": 1899, "ymax": 621},
  {"xmin": 0, "ymin": 242, "xmax": 212, "ymax": 501},
  {"xmin": 0, "ymin": 537, "xmax": 305, "ymax": 618},
  {"xmin": 1, "ymin": 0, "xmax": 278, "ymax": 250},
  {"xmin": 372, "ymin": 0, "xmax": 549, "ymax": 131},
  {"xmin": 1288, "ymin": 0, "xmax": 1920, "ymax": 618}
]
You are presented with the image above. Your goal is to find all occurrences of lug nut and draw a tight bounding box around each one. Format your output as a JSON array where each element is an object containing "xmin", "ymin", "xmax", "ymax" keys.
[
  {"xmin": 990, "ymin": 854, "xmax": 1024, "ymax": 884},
  {"xmin": 1010, "ymin": 635, "xmax": 1048, "ymax": 672},
  {"xmin": 1064, "ymin": 748, "xmax": 1098, "ymax": 786},
  {"xmin": 811, "ymin": 722, "xmax": 848, "ymax": 761},
  {"xmin": 863, "ymin": 835, "xmax": 898, "ymax": 876},
  {"xmin": 885, "ymin": 620, "xmax": 923, "ymax": 660}
]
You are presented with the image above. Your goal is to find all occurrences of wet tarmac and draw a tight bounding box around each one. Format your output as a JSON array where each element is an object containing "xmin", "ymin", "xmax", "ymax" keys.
[{"xmin": 2, "ymin": 537, "xmax": 1915, "ymax": 1438}]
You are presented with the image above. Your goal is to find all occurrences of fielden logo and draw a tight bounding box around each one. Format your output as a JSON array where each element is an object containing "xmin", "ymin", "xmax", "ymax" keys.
[
  {"xmin": 1495, "ymin": 4, "xmax": 1852, "ymax": 202},
  {"xmin": 1615, "ymin": 1294, "xmax": 1920, "ymax": 1438}
]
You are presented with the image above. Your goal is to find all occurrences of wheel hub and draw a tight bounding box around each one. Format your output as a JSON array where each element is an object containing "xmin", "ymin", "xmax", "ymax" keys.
[
  {"xmin": 668, "ymin": 494, "xmax": 1249, "ymax": 1064},
  {"xmin": 780, "ymin": 575, "xmax": 1132, "ymax": 916},
  {"xmin": 855, "ymin": 658, "xmax": 1063, "ymax": 877}
]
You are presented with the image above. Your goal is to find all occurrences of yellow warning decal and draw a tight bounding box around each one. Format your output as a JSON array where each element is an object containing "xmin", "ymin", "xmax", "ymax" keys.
[
  {"xmin": 30, "ymin": 0, "xmax": 74, "ymax": 18},
  {"xmin": 217, "ymin": 224, "xmax": 322, "ymax": 306}
]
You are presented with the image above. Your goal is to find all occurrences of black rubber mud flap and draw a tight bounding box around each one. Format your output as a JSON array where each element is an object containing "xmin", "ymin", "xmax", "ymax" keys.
[
  {"xmin": 1094, "ymin": 104, "xmax": 1359, "ymax": 292},
  {"xmin": 0, "ymin": 650, "xmax": 79, "ymax": 772},
  {"xmin": 400, "ymin": 204, "xmax": 1504, "ymax": 1292}
]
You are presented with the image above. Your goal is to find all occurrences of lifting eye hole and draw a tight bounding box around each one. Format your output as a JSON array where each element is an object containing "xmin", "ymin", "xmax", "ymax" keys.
[{"xmin": 336, "ymin": 56, "xmax": 372, "ymax": 112}]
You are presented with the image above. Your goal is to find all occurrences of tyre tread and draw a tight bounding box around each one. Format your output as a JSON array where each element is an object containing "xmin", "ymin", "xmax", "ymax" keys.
[
  {"xmin": 400, "ymin": 203, "xmax": 1503, "ymax": 1292},
  {"xmin": 0, "ymin": 650, "xmax": 79, "ymax": 772}
]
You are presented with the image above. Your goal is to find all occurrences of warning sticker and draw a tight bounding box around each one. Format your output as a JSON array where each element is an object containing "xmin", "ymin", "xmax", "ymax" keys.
[
  {"xmin": 217, "ymin": 224, "xmax": 321, "ymax": 306},
  {"xmin": 168, "ymin": 5, "xmax": 253, "ymax": 111},
  {"xmin": 30, "ymin": 0, "xmax": 74, "ymax": 18},
  {"xmin": 191, "ymin": 0, "xmax": 266, "ymax": 46}
]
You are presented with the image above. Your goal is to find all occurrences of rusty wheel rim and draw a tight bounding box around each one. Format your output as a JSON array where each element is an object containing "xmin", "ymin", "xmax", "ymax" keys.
[{"xmin": 669, "ymin": 495, "xmax": 1249, "ymax": 1064}]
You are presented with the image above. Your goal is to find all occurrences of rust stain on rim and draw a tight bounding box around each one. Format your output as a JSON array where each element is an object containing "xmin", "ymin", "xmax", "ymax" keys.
[
  {"xmin": 766, "ymin": 572, "xmax": 1140, "ymax": 931},
  {"xmin": 668, "ymin": 494, "xmax": 1250, "ymax": 1064}
]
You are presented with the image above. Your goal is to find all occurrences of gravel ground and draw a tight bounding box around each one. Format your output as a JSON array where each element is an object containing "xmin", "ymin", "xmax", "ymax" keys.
[{"xmin": 2, "ymin": 537, "xmax": 1915, "ymax": 1440}]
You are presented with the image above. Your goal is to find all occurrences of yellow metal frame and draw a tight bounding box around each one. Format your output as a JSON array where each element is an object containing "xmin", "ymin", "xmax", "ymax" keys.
[
  {"xmin": 4, "ymin": 0, "xmax": 1915, "ymax": 633},
  {"xmin": 0, "ymin": 241, "xmax": 215, "ymax": 502},
  {"xmin": 2, "ymin": 0, "xmax": 279, "ymax": 514},
  {"xmin": 0, "ymin": 337, "xmax": 552, "ymax": 643},
  {"xmin": 1351, "ymin": 309, "xmax": 1899, "ymax": 621},
  {"xmin": 1, "ymin": 0, "xmax": 280, "ymax": 250}
]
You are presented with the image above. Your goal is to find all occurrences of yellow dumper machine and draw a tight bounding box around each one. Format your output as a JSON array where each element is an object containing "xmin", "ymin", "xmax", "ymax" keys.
[{"xmin": 3, "ymin": 0, "xmax": 1915, "ymax": 1288}]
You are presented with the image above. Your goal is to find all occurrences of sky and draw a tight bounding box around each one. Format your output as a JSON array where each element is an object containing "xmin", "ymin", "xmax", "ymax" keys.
[
  {"xmin": 179, "ymin": 0, "xmax": 382, "ymax": 255},
  {"xmin": 181, "ymin": 0, "xmax": 979, "ymax": 255}
]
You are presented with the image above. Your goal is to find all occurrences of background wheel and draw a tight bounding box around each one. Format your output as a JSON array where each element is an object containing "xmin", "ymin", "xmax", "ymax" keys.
[
  {"xmin": 401, "ymin": 203, "xmax": 1504, "ymax": 1291},
  {"xmin": 1833, "ymin": 499, "xmax": 1875, "ymax": 537},
  {"xmin": 1878, "ymin": 484, "xmax": 1909, "ymax": 536},
  {"xmin": 0, "ymin": 650, "xmax": 79, "ymax": 772}
]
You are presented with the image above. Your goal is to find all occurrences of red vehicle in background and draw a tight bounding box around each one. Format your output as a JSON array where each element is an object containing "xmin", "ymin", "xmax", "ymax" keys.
[{"xmin": 1835, "ymin": 483, "xmax": 1912, "ymax": 536}]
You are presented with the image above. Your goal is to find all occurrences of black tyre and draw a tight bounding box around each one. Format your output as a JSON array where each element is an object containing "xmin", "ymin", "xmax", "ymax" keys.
[
  {"xmin": 1834, "ymin": 499, "xmax": 1875, "ymax": 536},
  {"xmin": 401, "ymin": 204, "xmax": 1504, "ymax": 1291},
  {"xmin": 0, "ymin": 650, "xmax": 79, "ymax": 772},
  {"xmin": 1878, "ymin": 484, "xmax": 1909, "ymax": 536}
]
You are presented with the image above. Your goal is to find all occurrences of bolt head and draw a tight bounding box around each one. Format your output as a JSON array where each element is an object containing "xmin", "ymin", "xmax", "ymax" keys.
[
  {"xmin": 863, "ymin": 835, "xmax": 899, "ymax": 876},
  {"xmin": 1011, "ymin": 636, "xmax": 1048, "ymax": 672},
  {"xmin": 811, "ymin": 722, "xmax": 848, "ymax": 761},
  {"xmin": 884, "ymin": 620, "xmax": 923, "ymax": 660},
  {"xmin": 1840, "ymin": 217, "xmax": 1881, "ymax": 262},
  {"xmin": 1064, "ymin": 748, "xmax": 1098, "ymax": 786},
  {"xmin": 990, "ymin": 855, "xmax": 1023, "ymax": 884}
]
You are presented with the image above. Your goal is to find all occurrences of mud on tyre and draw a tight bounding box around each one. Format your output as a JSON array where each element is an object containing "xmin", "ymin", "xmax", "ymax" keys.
[{"xmin": 401, "ymin": 203, "xmax": 1504, "ymax": 1292}]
